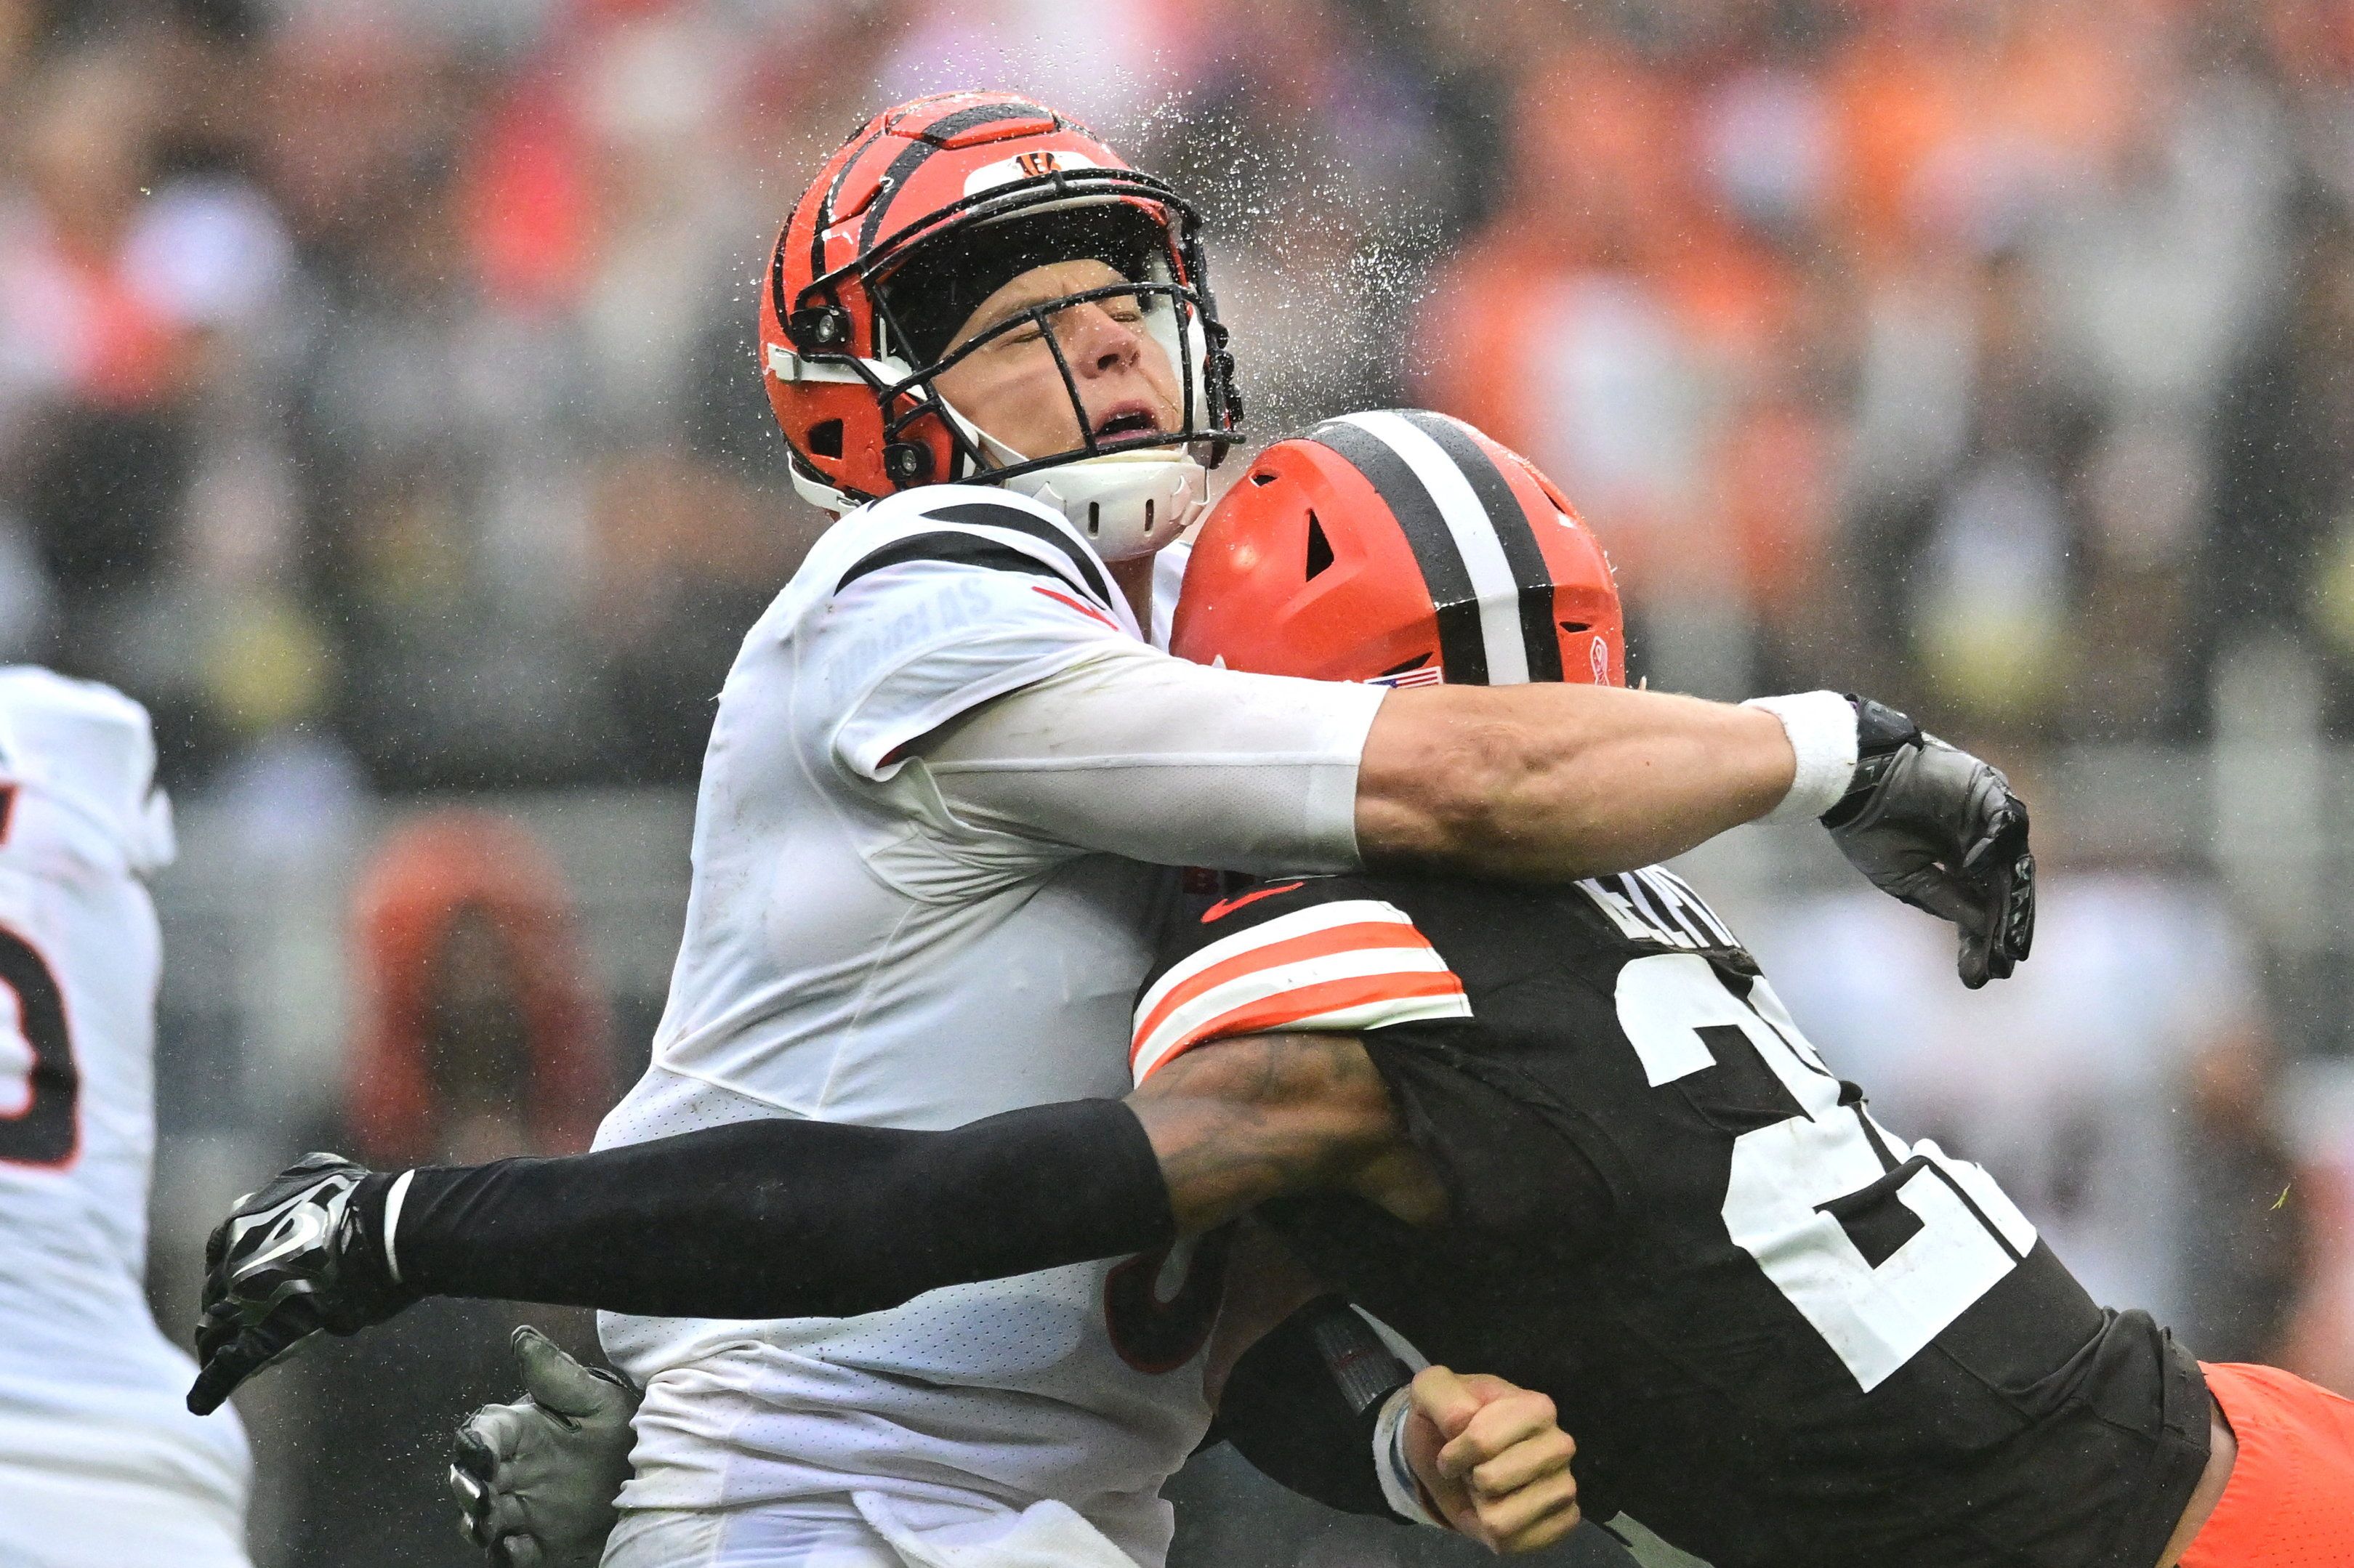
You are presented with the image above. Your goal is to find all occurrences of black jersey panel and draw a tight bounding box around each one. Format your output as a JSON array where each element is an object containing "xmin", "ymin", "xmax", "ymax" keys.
[
  {"xmin": 1150, "ymin": 873, "xmax": 1364, "ymax": 982},
  {"xmin": 1355, "ymin": 1020, "xmax": 1618, "ymax": 1244},
  {"xmin": 1191, "ymin": 870, "xmax": 2210, "ymax": 1568}
]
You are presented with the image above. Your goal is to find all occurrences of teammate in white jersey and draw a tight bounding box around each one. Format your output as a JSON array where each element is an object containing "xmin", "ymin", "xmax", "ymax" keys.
[
  {"xmin": 192, "ymin": 92, "xmax": 2028, "ymax": 1568},
  {"xmin": 0, "ymin": 668, "xmax": 251, "ymax": 1568}
]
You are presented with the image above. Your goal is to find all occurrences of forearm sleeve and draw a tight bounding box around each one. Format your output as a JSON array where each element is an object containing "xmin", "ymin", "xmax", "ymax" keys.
[
  {"xmin": 1216, "ymin": 1294, "xmax": 1414, "ymax": 1521},
  {"xmin": 910, "ymin": 640, "xmax": 1386, "ymax": 875},
  {"xmin": 368, "ymin": 1101, "xmax": 1176, "ymax": 1320}
]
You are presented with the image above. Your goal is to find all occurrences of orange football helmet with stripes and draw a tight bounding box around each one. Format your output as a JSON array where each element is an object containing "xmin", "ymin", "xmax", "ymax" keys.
[
  {"xmin": 759, "ymin": 91, "xmax": 1241, "ymax": 543},
  {"xmin": 1172, "ymin": 409, "xmax": 1624, "ymax": 690}
]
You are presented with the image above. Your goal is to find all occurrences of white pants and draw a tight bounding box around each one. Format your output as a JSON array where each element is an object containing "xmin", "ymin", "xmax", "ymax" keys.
[
  {"xmin": 602, "ymin": 1492, "xmax": 1141, "ymax": 1568},
  {"xmin": 0, "ymin": 1467, "xmax": 251, "ymax": 1568}
]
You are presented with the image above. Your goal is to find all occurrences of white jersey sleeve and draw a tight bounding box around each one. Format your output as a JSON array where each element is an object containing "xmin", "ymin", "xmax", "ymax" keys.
[
  {"xmin": 0, "ymin": 666, "xmax": 176, "ymax": 875},
  {"xmin": 789, "ymin": 485, "xmax": 1379, "ymax": 885},
  {"xmin": 911, "ymin": 641, "xmax": 1382, "ymax": 875},
  {"xmin": 807, "ymin": 489, "xmax": 1145, "ymax": 783}
]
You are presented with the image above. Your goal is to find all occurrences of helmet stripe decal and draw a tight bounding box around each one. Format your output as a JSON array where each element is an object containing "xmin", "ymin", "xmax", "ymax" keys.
[
  {"xmin": 858, "ymin": 105, "xmax": 1062, "ymax": 254},
  {"xmin": 1397, "ymin": 411, "xmax": 1564, "ymax": 683},
  {"xmin": 810, "ymin": 128, "xmax": 889, "ymax": 285},
  {"xmin": 1330, "ymin": 411, "xmax": 1532, "ymax": 684},
  {"xmin": 1303, "ymin": 418, "xmax": 1488, "ymax": 683}
]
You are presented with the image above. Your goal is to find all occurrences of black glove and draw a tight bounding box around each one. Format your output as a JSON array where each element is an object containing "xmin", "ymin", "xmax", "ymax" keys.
[
  {"xmin": 450, "ymin": 1327, "xmax": 642, "ymax": 1568},
  {"xmin": 1822, "ymin": 699, "xmax": 2036, "ymax": 990},
  {"xmin": 186, "ymin": 1152, "xmax": 416, "ymax": 1415}
]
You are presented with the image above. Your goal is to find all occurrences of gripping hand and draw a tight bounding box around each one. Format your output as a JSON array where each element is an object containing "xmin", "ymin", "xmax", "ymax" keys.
[
  {"xmin": 450, "ymin": 1327, "xmax": 642, "ymax": 1568},
  {"xmin": 186, "ymin": 1152, "xmax": 414, "ymax": 1415},
  {"xmin": 1404, "ymin": 1367, "xmax": 1583, "ymax": 1554},
  {"xmin": 1823, "ymin": 700, "xmax": 2036, "ymax": 989}
]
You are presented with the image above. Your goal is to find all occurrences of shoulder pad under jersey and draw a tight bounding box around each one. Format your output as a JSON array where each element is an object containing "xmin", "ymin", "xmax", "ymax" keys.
[
  {"xmin": 1130, "ymin": 876, "xmax": 1472, "ymax": 1085},
  {"xmin": 0, "ymin": 666, "xmax": 174, "ymax": 873},
  {"xmin": 828, "ymin": 485, "xmax": 1129, "ymax": 632}
]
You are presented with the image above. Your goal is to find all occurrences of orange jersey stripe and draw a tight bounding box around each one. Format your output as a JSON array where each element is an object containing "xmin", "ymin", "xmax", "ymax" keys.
[
  {"xmin": 1132, "ymin": 921, "xmax": 1435, "ymax": 1057},
  {"xmin": 1140, "ymin": 971, "xmax": 1471, "ymax": 1080}
]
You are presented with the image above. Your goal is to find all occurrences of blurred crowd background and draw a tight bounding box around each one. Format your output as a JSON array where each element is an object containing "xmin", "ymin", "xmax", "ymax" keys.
[{"xmin": 5, "ymin": 0, "xmax": 2354, "ymax": 1563}]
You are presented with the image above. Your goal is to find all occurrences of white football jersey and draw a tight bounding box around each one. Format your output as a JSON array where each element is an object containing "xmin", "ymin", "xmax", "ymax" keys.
[
  {"xmin": 0, "ymin": 669, "xmax": 251, "ymax": 1557},
  {"xmin": 597, "ymin": 488, "xmax": 1376, "ymax": 1564}
]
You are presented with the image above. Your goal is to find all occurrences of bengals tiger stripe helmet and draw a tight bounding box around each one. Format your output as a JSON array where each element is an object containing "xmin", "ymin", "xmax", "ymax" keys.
[
  {"xmin": 1174, "ymin": 411, "xmax": 1624, "ymax": 690},
  {"xmin": 759, "ymin": 91, "xmax": 1241, "ymax": 558}
]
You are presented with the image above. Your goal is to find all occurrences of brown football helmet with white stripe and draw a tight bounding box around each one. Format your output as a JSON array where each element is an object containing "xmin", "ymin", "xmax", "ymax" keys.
[{"xmin": 1174, "ymin": 410, "xmax": 1623, "ymax": 691}]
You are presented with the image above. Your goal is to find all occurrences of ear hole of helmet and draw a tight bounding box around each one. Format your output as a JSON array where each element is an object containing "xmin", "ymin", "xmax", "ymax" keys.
[
  {"xmin": 884, "ymin": 442, "xmax": 934, "ymax": 485},
  {"xmin": 808, "ymin": 419, "xmax": 845, "ymax": 458},
  {"xmin": 790, "ymin": 306, "xmax": 853, "ymax": 353},
  {"xmin": 1305, "ymin": 512, "xmax": 1334, "ymax": 580}
]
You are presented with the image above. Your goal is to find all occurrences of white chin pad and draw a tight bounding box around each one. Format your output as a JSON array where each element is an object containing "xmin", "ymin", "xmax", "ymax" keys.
[{"xmin": 1009, "ymin": 450, "xmax": 1208, "ymax": 560}]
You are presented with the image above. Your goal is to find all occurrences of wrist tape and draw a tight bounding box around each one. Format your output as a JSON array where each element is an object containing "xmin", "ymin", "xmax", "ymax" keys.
[
  {"xmin": 1373, "ymin": 1384, "xmax": 1450, "ymax": 1529},
  {"xmin": 1744, "ymin": 691, "xmax": 1861, "ymax": 824}
]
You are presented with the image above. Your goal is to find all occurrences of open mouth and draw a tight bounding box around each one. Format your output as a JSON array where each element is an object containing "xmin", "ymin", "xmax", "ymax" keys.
[{"xmin": 1093, "ymin": 405, "xmax": 1161, "ymax": 440}]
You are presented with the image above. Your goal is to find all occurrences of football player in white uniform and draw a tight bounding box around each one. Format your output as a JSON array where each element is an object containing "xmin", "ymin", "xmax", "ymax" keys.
[
  {"xmin": 0, "ymin": 668, "xmax": 252, "ymax": 1568},
  {"xmin": 191, "ymin": 92, "xmax": 2027, "ymax": 1568}
]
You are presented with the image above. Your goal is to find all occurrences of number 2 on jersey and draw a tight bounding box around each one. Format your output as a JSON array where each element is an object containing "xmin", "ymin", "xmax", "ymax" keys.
[
  {"xmin": 1617, "ymin": 953, "xmax": 2036, "ymax": 1391},
  {"xmin": 0, "ymin": 927, "xmax": 76, "ymax": 1168}
]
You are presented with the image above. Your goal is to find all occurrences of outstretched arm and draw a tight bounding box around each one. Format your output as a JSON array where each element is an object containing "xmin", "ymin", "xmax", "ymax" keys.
[
  {"xmin": 1353, "ymin": 682, "xmax": 1796, "ymax": 879},
  {"xmin": 922, "ymin": 647, "xmax": 1807, "ymax": 883},
  {"xmin": 188, "ymin": 1031, "xmax": 1403, "ymax": 1413},
  {"xmin": 931, "ymin": 662, "xmax": 2031, "ymax": 986}
]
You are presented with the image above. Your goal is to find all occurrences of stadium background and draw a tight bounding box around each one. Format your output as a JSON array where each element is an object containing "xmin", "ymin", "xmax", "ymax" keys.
[{"xmin": 4, "ymin": 0, "xmax": 2353, "ymax": 1562}]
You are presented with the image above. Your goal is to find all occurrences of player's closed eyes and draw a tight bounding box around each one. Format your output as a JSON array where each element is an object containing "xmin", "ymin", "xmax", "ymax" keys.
[{"xmin": 996, "ymin": 303, "xmax": 1146, "ymax": 349}]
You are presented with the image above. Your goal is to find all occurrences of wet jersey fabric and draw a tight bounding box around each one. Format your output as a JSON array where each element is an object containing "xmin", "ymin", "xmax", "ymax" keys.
[
  {"xmin": 0, "ymin": 670, "xmax": 251, "ymax": 1564},
  {"xmin": 594, "ymin": 490, "xmax": 1371, "ymax": 1566},
  {"xmin": 1133, "ymin": 871, "xmax": 2210, "ymax": 1568}
]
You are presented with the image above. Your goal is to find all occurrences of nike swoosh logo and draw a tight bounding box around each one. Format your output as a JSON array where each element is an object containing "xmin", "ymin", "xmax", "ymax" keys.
[{"xmin": 1200, "ymin": 881, "xmax": 1305, "ymax": 924}]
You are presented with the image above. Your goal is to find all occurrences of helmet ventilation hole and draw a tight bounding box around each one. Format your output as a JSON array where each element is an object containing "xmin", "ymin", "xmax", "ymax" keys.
[
  {"xmin": 1087, "ymin": 502, "xmax": 1101, "ymax": 535},
  {"xmin": 1560, "ymin": 621, "xmax": 1589, "ymax": 633},
  {"xmin": 1250, "ymin": 472, "xmax": 1278, "ymax": 486},
  {"xmin": 1145, "ymin": 499, "xmax": 1155, "ymax": 528},
  {"xmin": 808, "ymin": 419, "xmax": 844, "ymax": 459},
  {"xmin": 1305, "ymin": 512, "xmax": 1334, "ymax": 579}
]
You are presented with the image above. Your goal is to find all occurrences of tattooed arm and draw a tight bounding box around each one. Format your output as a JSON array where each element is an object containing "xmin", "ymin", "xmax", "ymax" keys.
[
  {"xmin": 1129, "ymin": 1031, "xmax": 1448, "ymax": 1235},
  {"xmin": 192, "ymin": 1033, "xmax": 1446, "ymax": 1408}
]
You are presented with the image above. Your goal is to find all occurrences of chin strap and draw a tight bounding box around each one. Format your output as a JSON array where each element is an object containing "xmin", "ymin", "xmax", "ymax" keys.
[
  {"xmin": 1010, "ymin": 451, "xmax": 1206, "ymax": 560},
  {"xmin": 938, "ymin": 394, "xmax": 1208, "ymax": 560}
]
